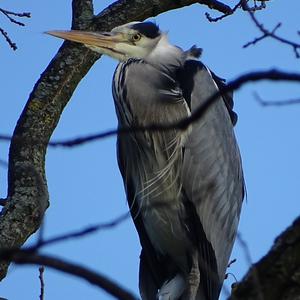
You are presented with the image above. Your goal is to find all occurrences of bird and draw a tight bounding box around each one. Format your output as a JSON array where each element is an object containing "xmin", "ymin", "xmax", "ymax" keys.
[{"xmin": 47, "ymin": 21, "xmax": 245, "ymax": 300}]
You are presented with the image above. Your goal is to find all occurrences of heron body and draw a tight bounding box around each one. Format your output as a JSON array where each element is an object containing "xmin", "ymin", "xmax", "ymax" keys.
[{"xmin": 47, "ymin": 22, "xmax": 245, "ymax": 300}]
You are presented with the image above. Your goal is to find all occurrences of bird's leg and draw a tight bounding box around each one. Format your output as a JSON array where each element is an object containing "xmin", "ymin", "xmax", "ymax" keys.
[{"xmin": 182, "ymin": 251, "xmax": 200, "ymax": 300}]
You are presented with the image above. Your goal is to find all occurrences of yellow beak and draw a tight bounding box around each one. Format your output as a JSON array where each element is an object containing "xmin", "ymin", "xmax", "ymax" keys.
[{"xmin": 45, "ymin": 30, "xmax": 125, "ymax": 50}]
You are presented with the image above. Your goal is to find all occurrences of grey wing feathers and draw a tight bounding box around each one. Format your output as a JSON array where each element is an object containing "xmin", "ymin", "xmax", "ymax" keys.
[{"xmin": 181, "ymin": 60, "xmax": 244, "ymax": 282}]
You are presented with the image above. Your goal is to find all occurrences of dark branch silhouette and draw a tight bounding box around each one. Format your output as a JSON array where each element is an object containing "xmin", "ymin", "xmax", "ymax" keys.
[
  {"xmin": 38, "ymin": 266, "xmax": 45, "ymax": 300},
  {"xmin": 205, "ymin": 0, "xmax": 242, "ymax": 22},
  {"xmin": 30, "ymin": 211, "xmax": 130, "ymax": 250},
  {"xmin": 228, "ymin": 216, "xmax": 300, "ymax": 300},
  {"xmin": 1, "ymin": 250, "xmax": 139, "ymax": 300},
  {"xmin": 0, "ymin": 7, "xmax": 31, "ymax": 50},
  {"xmin": 254, "ymin": 93, "xmax": 300, "ymax": 107},
  {"xmin": 0, "ymin": 28, "xmax": 17, "ymax": 50},
  {"xmin": 241, "ymin": 0, "xmax": 300, "ymax": 58},
  {"xmin": 205, "ymin": 0, "xmax": 268, "ymax": 23}
]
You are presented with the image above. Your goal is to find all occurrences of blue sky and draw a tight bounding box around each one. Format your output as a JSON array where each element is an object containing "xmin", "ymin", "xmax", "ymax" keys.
[{"xmin": 1, "ymin": 1, "xmax": 300, "ymax": 299}]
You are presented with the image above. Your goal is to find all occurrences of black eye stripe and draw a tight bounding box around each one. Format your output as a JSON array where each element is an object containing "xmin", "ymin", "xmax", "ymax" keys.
[{"xmin": 130, "ymin": 22, "xmax": 160, "ymax": 39}]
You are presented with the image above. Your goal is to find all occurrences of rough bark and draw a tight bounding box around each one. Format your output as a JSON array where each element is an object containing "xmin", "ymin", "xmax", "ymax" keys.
[
  {"xmin": 0, "ymin": 0, "xmax": 233, "ymax": 282},
  {"xmin": 229, "ymin": 216, "xmax": 300, "ymax": 300}
]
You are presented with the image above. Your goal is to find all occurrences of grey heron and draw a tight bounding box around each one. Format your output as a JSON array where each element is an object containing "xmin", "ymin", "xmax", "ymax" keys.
[{"xmin": 47, "ymin": 21, "xmax": 245, "ymax": 300}]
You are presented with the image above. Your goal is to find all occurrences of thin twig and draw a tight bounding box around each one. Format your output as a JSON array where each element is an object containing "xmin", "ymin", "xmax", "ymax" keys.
[
  {"xmin": 254, "ymin": 92, "xmax": 300, "ymax": 107},
  {"xmin": 225, "ymin": 272, "xmax": 238, "ymax": 283},
  {"xmin": 227, "ymin": 258, "xmax": 237, "ymax": 268},
  {"xmin": 0, "ymin": 8, "xmax": 30, "ymax": 26},
  {"xmin": 30, "ymin": 211, "xmax": 130, "ymax": 250},
  {"xmin": 205, "ymin": 0, "xmax": 242, "ymax": 22},
  {"xmin": 39, "ymin": 266, "xmax": 45, "ymax": 300},
  {"xmin": 242, "ymin": 0, "xmax": 300, "ymax": 58},
  {"xmin": 243, "ymin": 22, "xmax": 281, "ymax": 48},
  {"xmin": 0, "ymin": 8, "xmax": 30, "ymax": 18},
  {"xmin": 0, "ymin": 27, "xmax": 17, "ymax": 50},
  {"xmin": 0, "ymin": 7, "xmax": 31, "ymax": 50}
]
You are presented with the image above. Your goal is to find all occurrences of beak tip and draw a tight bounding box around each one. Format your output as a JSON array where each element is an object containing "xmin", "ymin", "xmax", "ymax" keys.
[{"xmin": 45, "ymin": 30, "xmax": 63, "ymax": 38}]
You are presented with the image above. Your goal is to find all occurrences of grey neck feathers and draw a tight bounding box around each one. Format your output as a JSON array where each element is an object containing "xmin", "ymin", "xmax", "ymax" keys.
[
  {"xmin": 145, "ymin": 35, "xmax": 202, "ymax": 77},
  {"xmin": 145, "ymin": 34, "xmax": 185, "ymax": 77}
]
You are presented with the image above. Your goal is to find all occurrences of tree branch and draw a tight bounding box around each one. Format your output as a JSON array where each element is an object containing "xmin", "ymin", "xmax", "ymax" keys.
[
  {"xmin": 30, "ymin": 211, "xmax": 130, "ymax": 250},
  {"xmin": 38, "ymin": 266, "xmax": 45, "ymax": 300},
  {"xmin": 0, "ymin": 27, "xmax": 17, "ymax": 50},
  {"xmin": 72, "ymin": 0, "xmax": 94, "ymax": 30},
  {"xmin": 0, "ymin": 7, "xmax": 31, "ymax": 50},
  {"xmin": 0, "ymin": 8, "xmax": 30, "ymax": 26},
  {"xmin": 254, "ymin": 92, "xmax": 300, "ymax": 107},
  {"xmin": 205, "ymin": 0, "xmax": 242, "ymax": 23},
  {"xmin": 229, "ymin": 216, "xmax": 300, "ymax": 300},
  {"xmin": 242, "ymin": 0, "xmax": 300, "ymax": 58},
  {"xmin": 92, "ymin": 0, "xmax": 232, "ymax": 32},
  {"xmin": 2, "ymin": 250, "xmax": 138, "ymax": 300}
]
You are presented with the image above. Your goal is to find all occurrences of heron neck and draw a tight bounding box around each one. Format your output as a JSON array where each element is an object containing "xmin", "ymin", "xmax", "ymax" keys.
[{"xmin": 146, "ymin": 34, "xmax": 185, "ymax": 77}]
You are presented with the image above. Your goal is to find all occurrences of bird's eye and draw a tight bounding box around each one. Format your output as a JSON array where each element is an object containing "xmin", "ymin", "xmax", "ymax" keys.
[{"xmin": 132, "ymin": 33, "xmax": 142, "ymax": 42}]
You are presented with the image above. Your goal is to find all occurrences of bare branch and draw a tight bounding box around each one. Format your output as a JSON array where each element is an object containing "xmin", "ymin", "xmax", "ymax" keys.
[
  {"xmin": 0, "ymin": 27, "xmax": 17, "ymax": 50},
  {"xmin": 243, "ymin": 22, "xmax": 281, "ymax": 48},
  {"xmin": 205, "ymin": 0, "xmax": 269, "ymax": 23},
  {"xmin": 0, "ymin": 8, "xmax": 30, "ymax": 26},
  {"xmin": 0, "ymin": 135, "xmax": 10, "ymax": 143},
  {"xmin": 205, "ymin": 1, "xmax": 242, "ymax": 23},
  {"xmin": 254, "ymin": 92, "xmax": 300, "ymax": 107},
  {"xmin": 229, "ymin": 216, "xmax": 300, "ymax": 300},
  {"xmin": 198, "ymin": 0, "xmax": 232, "ymax": 13},
  {"xmin": 93, "ymin": 0, "xmax": 232, "ymax": 32},
  {"xmin": 2, "ymin": 251, "xmax": 139, "ymax": 300},
  {"xmin": 241, "ymin": 0, "xmax": 300, "ymax": 58},
  {"xmin": 0, "ymin": 7, "xmax": 31, "ymax": 50},
  {"xmin": 227, "ymin": 258, "xmax": 237, "ymax": 269},
  {"xmin": 38, "ymin": 266, "xmax": 45, "ymax": 300},
  {"xmin": 71, "ymin": 0, "xmax": 94, "ymax": 30},
  {"xmin": 30, "ymin": 212, "xmax": 130, "ymax": 250}
]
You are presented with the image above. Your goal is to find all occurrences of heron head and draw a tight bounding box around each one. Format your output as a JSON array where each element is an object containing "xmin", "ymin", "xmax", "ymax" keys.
[{"xmin": 46, "ymin": 21, "xmax": 163, "ymax": 61}]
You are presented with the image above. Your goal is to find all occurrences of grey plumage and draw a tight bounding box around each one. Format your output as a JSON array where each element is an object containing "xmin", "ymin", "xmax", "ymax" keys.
[
  {"xmin": 115, "ymin": 52, "xmax": 244, "ymax": 300},
  {"xmin": 47, "ymin": 21, "xmax": 245, "ymax": 300}
]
